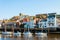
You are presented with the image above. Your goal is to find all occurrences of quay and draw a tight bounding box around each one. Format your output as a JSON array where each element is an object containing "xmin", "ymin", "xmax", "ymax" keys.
[{"xmin": 0, "ymin": 27, "xmax": 60, "ymax": 34}]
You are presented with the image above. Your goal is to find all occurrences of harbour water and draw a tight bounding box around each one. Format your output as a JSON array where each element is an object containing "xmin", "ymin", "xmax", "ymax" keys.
[{"xmin": 0, "ymin": 33, "xmax": 60, "ymax": 40}]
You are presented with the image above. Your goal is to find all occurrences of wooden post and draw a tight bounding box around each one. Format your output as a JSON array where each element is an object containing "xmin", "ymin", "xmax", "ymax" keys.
[
  {"xmin": 12, "ymin": 25, "xmax": 14, "ymax": 37},
  {"xmin": 48, "ymin": 28, "xmax": 49, "ymax": 33},
  {"xmin": 5, "ymin": 25, "xmax": 6, "ymax": 32}
]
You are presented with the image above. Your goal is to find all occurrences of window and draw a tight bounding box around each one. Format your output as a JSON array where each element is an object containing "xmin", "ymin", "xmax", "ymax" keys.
[
  {"xmin": 49, "ymin": 23, "xmax": 50, "ymax": 26},
  {"xmin": 52, "ymin": 23, "xmax": 54, "ymax": 26},
  {"xmin": 45, "ymin": 26, "xmax": 46, "ymax": 27}
]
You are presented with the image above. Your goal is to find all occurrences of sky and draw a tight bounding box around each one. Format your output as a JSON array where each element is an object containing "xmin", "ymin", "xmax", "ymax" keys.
[{"xmin": 0, "ymin": 0, "xmax": 60, "ymax": 20}]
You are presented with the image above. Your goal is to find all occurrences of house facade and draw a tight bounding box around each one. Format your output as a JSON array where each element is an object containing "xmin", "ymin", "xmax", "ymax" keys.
[
  {"xmin": 47, "ymin": 13, "xmax": 56, "ymax": 28},
  {"xmin": 56, "ymin": 15, "xmax": 60, "ymax": 28}
]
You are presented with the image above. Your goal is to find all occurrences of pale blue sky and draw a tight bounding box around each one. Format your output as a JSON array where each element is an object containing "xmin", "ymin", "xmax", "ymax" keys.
[{"xmin": 0, "ymin": 0, "xmax": 60, "ymax": 20}]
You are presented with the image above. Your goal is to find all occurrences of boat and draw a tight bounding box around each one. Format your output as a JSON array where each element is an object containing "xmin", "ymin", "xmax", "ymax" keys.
[
  {"xmin": 35, "ymin": 27, "xmax": 47, "ymax": 37},
  {"xmin": 23, "ymin": 31, "xmax": 32, "ymax": 37},
  {"xmin": 35, "ymin": 32, "xmax": 47, "ymax": 37},
  {"xmin": 2, "ymin": 32, "xmax": 13, "ymax": 37},
  {"xmin": 35, "ymin": 24, "xmax": 47, "ymax": 37},
  {"xmin": 2, "ymin": 32, "xmax": 13, "ymax": 35},
  {"xmin": 13, "ymin": 31, "xmax": 21, "ymax": 36}
]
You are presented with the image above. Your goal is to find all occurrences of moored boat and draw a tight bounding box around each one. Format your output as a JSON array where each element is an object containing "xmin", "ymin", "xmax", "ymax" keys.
[
  {"xmin": 35, "ymin": 32, "xmax": 47, "ymax": 37},
  {"xmin": 23, "ymin": 31, "xmax": 32, "ymax": 37},
  {"xmin": 2, "ymin": 32, "xmax": 13, "ymax": 35},
  {"xmin": 13, "ymin": 32, "xmax": 21, "ymax": 36}
]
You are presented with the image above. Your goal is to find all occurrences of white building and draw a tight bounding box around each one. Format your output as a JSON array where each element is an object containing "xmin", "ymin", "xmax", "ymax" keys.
[
  {"xmin": 47, "ymin": 13, "xmax": 56, "ymax": 28},
  {"xmin": 36, "ymin": 13, "xmax": 57, "ymax": 28}
]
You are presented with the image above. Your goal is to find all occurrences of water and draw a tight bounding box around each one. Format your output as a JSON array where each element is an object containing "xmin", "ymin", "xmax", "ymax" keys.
[{"xmin": 0, "ymin": 33, "xmax": 60, "ymax": 40}]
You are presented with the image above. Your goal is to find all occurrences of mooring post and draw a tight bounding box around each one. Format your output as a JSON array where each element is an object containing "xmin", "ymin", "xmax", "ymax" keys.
[{"xmin": 12, "ymin": 25, "xmax": 14, "ymax": 37}]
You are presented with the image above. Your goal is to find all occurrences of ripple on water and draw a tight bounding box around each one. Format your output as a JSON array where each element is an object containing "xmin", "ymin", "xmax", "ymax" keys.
[{"xmin": 0, "ymin": 34, "xmax": 60, "ymax": 40}]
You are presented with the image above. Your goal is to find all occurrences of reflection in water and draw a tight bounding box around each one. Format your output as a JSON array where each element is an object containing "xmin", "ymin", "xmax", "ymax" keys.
[
  {"xmin": 0, "ymin": 34, "xmax": 60, "ymax": 40},
  {"xmin": 35, "ymin": 33, "xmax": 47, "ymax": 37},
  {"xmin": 23, "ymin": 32, "xmax": 33, "ymax": 38}
]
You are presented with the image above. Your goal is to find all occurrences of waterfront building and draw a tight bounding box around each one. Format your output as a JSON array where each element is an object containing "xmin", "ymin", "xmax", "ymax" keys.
[
  {"xmin": 36, "ymin": 14, "xmax": 47, "ymax": 28},
  {"xmin": 56, "ymin": 15, "xmax": 60, "ymax": 28},
  {"xmin": 47, "ymin": 13, "xmax": 56, "ymax": 28},
  {"xmin": 33, "ymin": 17, "xmax": 38, "ymax": 28},
  {"xmin": 23, "ymin": 17, "xmax": 30, "ymax": 28},
  {"xmin": 36, "ymin": 13, "xmax": 57, "ymax": 28},
  {"xmin": 6, "ymin": 22, "xmax": 16, "ymax": 28},
  {"xmin": 19, "ymin": 13, "xmax": 29, "ymax": 20},
  {"xmin": 19, "ymin": 13, "xmax": 32, "ymax": 28},
  {"xmin": 30, "ymin": 16, "xmax": 36, "ymax": 28}
]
